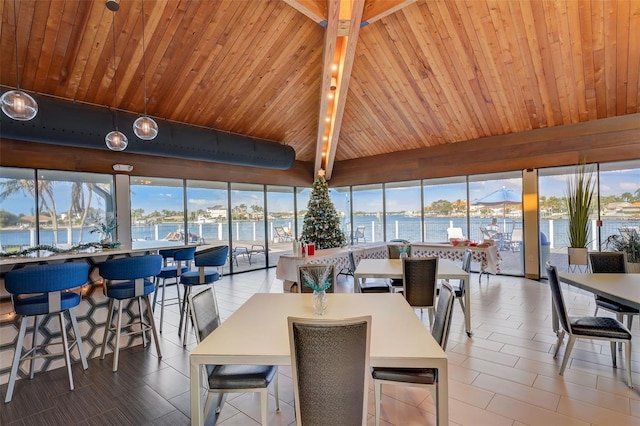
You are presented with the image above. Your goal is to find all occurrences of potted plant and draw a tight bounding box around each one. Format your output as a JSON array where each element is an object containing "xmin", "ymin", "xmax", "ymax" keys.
[
  {"xmin": 565, "ymin": 164, "xmax": 595, "ymax": 268},
  {"xmin": 605, "ymin": 229, "xmax": 640, "ymax": 273},
  {"xmin": 90, "ymin": 217, "xmax": 118, "ymax": 246}
]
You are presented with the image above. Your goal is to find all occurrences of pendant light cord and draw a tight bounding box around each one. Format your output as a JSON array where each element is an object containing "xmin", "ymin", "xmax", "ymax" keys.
[
  {"xmin": 111, "ymin": 10, "xmax": 119, "ymax": 130},
  {"xmin": 12, "ymin": 0, "xmax": 21, "ymax": 89},
  {"xmin": 141, "ymin": 0, "xmax": 148, "ymax": 116}
]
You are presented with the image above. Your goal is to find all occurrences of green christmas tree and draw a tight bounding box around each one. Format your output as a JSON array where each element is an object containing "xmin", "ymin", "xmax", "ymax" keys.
[{"xmin": 301, "ymin": 170, "xmax": 346, "ymax": 249}]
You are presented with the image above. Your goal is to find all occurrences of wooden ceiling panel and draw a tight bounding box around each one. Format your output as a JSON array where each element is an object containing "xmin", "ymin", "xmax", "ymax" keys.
[{"xmin": 1, "ymin": 0, "xmax": 638, "ymax": 172}]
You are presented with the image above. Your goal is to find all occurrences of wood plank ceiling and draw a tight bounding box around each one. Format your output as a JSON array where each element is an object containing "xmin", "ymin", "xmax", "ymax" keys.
[{"xmin": 1, "ymin": 0, "xmax": 639, "ymax": 179}]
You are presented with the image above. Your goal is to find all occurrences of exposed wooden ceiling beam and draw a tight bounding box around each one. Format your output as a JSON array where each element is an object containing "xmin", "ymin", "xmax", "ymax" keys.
[
  {"xmin": 283, "ymin": 0, "xmax": 327, "ymax": 24},
  {"xmin": 361, "ymin": 0, "xmax": 416, "ymax": 25}
]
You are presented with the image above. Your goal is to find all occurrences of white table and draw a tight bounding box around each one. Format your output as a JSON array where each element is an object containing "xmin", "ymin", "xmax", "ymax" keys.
[
  {"xmin": 189, "ymin": 293, "xmax": 448, "ymax": 426},
  {"xmin": 354, "ymin": 258, "xmax": 472, "ymax": 336},
  {"xmin": 411, "ymin": 243, "xmax": 501, "ymax": 280},
  {"xmin": 555, "ymin": 273, "xmax": 640, "ymax": 333}
]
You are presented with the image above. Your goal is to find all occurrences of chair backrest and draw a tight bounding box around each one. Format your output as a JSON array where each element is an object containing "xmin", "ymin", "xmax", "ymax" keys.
[
  {"xmin": 355, "ymin": 226, "xmax": 365, "ymax": 237},
  {"xmin": 348, "ymin": 249, "xmax": 365, "ymax": 274},
  {"xmin": 589, "ymin": 252, "xmax": 626, "ymax": 273},
  {"xmin": 545, "ymin": 262, "xmax": 572, "ymax": 334},
  {"xmin": 297, "ymin": 264, "xmax": 335, "ymax": 293},
  {"xmin": 288, "ymin": 316, "xmax": 371, "ymax": 426},
  {"xmin": 511, "ymin": 227, "xmax": 523, "ymax": 243},
  {"xmin": 173, "ymin": 246, "xmax": 197, "ymax": 262},
  {"xmin": 431, "ymin": 281, "xmax": 456, "ymax": 350},
  {"xmin": 275, "ymin": 226, "xmax": 286, "ymax": 237},
  {"xmin": 5, "ymin": 262, "xmax": 89, "ymax": 295},
  {"xmin": 99, "ymin": 254, "xmax": 162, "ymax": 280},
  {"xmin": 194, "ymin": 245, "xmax": 229, "ymax": 267},
  {"xmin": 188, "ymin": 286, "xmax": 221, "ymax": 343},
  {"xmin": 402, "ymin": 257, "xmax": 438, "ymax": 308},
  {"xmin": 447, "ymin": 227, "xmax": 464, "ymax": 240},
  {"xmin": 458, "ymin": 248, "xmax": 472, "ymax": 293}
]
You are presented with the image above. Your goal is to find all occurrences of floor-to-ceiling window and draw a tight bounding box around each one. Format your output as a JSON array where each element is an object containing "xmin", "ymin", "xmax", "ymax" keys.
[
  {"xmin": 230, "ymin": 183, "xmax": 266, "ymax": 272},
  {"xmin": 597, "ymin": 160, "xmax": 640, "ymax": 245},
  {"xmin": 295, "ymin": 187, "xmax": 311, "ymax": 237},
  {"xmin": 131, "ymin": 177, "xmax": 185, "ymax": 249},
  {"xmin": 186, "ymin": 179, "xmax": 229, "ymax": 247},
  {"xmin": 0, "ymin": 168, "xmax": 114, "ymax": 251},
  {"xmin": 384, "ymin": 181, "xmax": 421, "ymax": 242},
  {"xmin": 469, "ymin": 172, "xmax": 523, "ymax": 276},
  {"xmin": 267, "ymin": 185, "xmax": 295, "ymax": 267},
  {"xmin": 351, "ymin": 184, "xmax": 383, "ymax": 244},
  {"xmin": 422, "ymin": 177, "xmax": 468, "ymax": 243},
  {"xmin": 330, "ymin": 187, "xmax": 350, "ymax": 243}
]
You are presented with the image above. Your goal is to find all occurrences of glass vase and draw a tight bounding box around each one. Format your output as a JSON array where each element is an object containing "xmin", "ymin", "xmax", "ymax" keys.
[{"xmin": 312, "ymin": 290, "xmax": 328, "ymax": 315}]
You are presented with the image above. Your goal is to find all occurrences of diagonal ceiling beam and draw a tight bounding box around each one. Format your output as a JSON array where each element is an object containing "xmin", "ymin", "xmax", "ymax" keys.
[
  {"xmin": 361, "ymin": 0, "xmax": 416, "ymax": 26},
  {"xmin": 283, "ymin": 0, "xmax": 327, "ymax": 24}
]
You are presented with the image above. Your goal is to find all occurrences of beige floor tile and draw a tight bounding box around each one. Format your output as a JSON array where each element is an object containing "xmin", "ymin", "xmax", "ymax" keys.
[
  {"xmin": 556, "ymin": 395, "xmax": 640, "ymax": 426},
  {"xmin": 533, "ymin": 374, "xmax": 630, "ymax": 413},
  {"xmin": 487, "ymin": 394, "xmax": 589, "ymax": 426},
  {"xmin": 472, "ymin": 373, "xmax": 560, "ymax": 411},
  {"xmin": 514, "ymin": 357, "xmax": 598, "ymax": 388},
  {"xmin": 461, "ymin": 356, "xmax": 537, "ymax": 385},
  {"xmin": 448, "ymin": 378, "xmax": 495, "ymax": 408},
  {"xmin": 596, "ymin": 375, "xmax": 640, "ymax": 400},
  {"xmin": 451, "ymin": 343, "xmax": 520, "ymax": 367},
  {"xmin": 488, "ymin": 331, "xmax": 554, "ymax": 352},
  {"xmin": 446, "ymin": 397, "xmax": 514, "ymax": 426},
  {"xmin": 448, "ymin": 363, "xmax": 481, "ymax": 385}
]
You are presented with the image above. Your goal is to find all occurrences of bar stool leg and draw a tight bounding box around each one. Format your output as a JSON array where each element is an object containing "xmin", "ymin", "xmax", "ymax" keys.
[
  {"xmin": 29, "ymin": 315, "xmax": 40, "ymax": 379},
  {"xmin": 113, "ymin": 300, "xmax": 124, "ymax": 372},
  {"xmin": 144, "ymin": 295, "xmax": 162, "ymax": 359},
  {"xmin": 69, "ymin": 309, "xmax": 88, "ymax": 370},
  {"xmin": 101, "ymin": 299, "xmax": 115, "ymax": 360},
  {"xmin": 138, "ymin": 297, "xmax": 148, "ymax": 347},
  {"xmin": 5, "ymin": 317, "xmax": 28, "ymax": 403},
  {"xmin": 178, "ymin": 286, "xmax": 190, "ymax": 337},
  {"xmin": 58, "ymin": 312, "xmax": 74, "ymax": 391},
  {"xmin": 159, "ymin": 277, "xmax": 166, "ymax": 333}
]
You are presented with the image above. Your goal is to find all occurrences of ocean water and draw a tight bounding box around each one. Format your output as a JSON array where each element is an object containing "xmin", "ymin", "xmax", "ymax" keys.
[{"xmin": 2, "ymin": 215, "xmax": 637, "ymax": 250}]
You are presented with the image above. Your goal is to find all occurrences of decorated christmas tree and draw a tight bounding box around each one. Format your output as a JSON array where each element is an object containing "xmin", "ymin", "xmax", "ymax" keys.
[{"xmin": 301, "ymin": 170, "xmax": 346, "ymax": 249}]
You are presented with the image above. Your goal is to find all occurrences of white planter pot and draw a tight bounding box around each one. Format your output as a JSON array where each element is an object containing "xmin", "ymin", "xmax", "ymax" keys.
[{"xmin": 568, "ymin": 247, "xmax": 588, "ymax": 265}]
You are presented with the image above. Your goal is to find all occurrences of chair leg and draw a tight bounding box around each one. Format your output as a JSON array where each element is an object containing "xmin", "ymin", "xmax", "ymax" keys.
[
  {"xmin": 113, "ymin": 300, "xmax": 124, "ymax": 372},
  {"xmin": 138, "ymin": 297, "xmax": 148, "ymax": 347},
  {"xmin": 260, "ymin": 388, "xmax": 268, "ymax": 426},
  {"xmin": 559, "ymin": 336, "xmax": 576, "ymax": 375},
  {"xmin": 101, "ymin": 298, "xmax": 115, "ymax": 360},
  {"xmin": 29, "ymin": 315, "xmax": 40, "ymax": 380},
  {"xmin": 203, "ymin": 392, "xmax": 215, "ymax": 419},
  {"xmin": 58, "ymin": 312, "xmax": 74, "ymax": 391},
  {"xmin": 215, "ymin": 393, "xmax": 226, "ymax": 414},
  {"xmin": 159, "ymin": 278, "xmax": 166, "ymax": 333},
  {"xmin": 628, "ymin": 315, "xmax": 633, "ymax": 331},
  {"xmin": 152, "ymin": 277, "xmax": 160, "ymax": 310},
  {"xmin": 611, "ymin": 341, "xmax": 617, "ymax": 368},
  {"xmin": 434, "ymin": 381, "xmax": 439, "ymax": 426},
  {"xmin": 625, "ymin": 340, "xmax": 633, "ymax": 389},
  {"xmin": 144, "ymin": 295, "xmax": 162, "ymax": 359},
  {"xmin": 428, "ymin": 307, "xmax": 435, "ymax": 329},
  {"xmin": 374, "ymin": 379, "xmax": 382, "ymax": 426},
  {"xmin": 69, "ymin": 309, "xmax": 88, "ymax": 370},
  {"xmin": 178, "ymin": 286, "xmax": 191, "ymax": 338},
  {"xmin": 273, "ymin": 371, "xmax": 280, "ymax": 411},
  {"xmin": 553, "ymin": 331, "xmax": 565, "ymax": 359},
  {"xmin": 5, "ymin": 316, "xmax": 28, "ymax": 403}
]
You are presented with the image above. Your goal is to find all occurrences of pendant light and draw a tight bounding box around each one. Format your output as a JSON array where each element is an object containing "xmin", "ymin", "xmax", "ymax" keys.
[
  {"xmin": 1, "ymin": 0, "xmax": 38, "ymax": 121},
  {"xmin": 105, "ymin": 0, "xmax": 128, "ymax": 151},
  {"xmin": 133, "ymin": 0, "xmax": 158, "ymax": 140}
]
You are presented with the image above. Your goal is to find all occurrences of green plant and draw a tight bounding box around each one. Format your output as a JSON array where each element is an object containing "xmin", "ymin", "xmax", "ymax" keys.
[
  {"xmin": 90, "ymin": 217, "xmax": 118, "ymax": 240},
  {"xmin": 301, "ymin": 266, "xmax": 332, "ymax": 292},
  {"xmin": 565, "ymin": 164, "xmax": 595, "ymax": 248},
  {"xmin": 605, "ymin": 230, "xmax": 640, "ymax": 263}
]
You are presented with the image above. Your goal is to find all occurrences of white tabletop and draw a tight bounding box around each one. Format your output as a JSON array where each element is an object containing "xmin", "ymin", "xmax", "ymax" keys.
[
  {"xmin": 189, "ymin": 293, "xmax": 449, "ymax": 425},
  {"xmin": 559, "ymin": 273, "xmax": 640, "ymax": 310}
]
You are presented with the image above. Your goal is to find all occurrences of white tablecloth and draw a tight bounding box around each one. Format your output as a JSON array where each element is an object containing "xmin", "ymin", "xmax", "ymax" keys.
[{"xmin": 410, "ymin": 243, "xmax": 501, "ymax": 275}]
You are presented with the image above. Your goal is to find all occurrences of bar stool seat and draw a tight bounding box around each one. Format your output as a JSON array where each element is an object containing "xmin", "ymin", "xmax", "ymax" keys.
[
  {"xmin": 179, "ymin": 270, "xmax": 219, "ymax": 285},
  {"xmin": 4, "ymin": 262, "xmax": 90, "ymax": 403}
]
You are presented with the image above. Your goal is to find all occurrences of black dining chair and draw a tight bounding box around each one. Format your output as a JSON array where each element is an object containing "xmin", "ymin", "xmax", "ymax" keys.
[
  {"xmin": 402, "ymin": 257, "xmax": 439, "ymax": 326},
  {"xmin": 372, "ymin": 281, "xmax": 455, "ymax": 426},
  {"xmin": 288, "ymin": 315, "xmax": 371, "ymax": 426},
  {"xmin": 348, "ymin": 250, "xmax": 391, "ymax": 293},
  {"xmin": 546, "ymin": 263, "xmax": 632, "ymax": 388},
  {"xmin": 589, "ymin": 252, "xmax": 637, "ymax": 330}
]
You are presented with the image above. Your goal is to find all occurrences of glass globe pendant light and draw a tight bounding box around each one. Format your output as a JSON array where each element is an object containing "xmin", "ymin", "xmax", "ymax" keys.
[
  {"xmin": 105, "ymin": 1, "xmax": 128, "ymax": 151},
  {"xmin": 133, "ymin": 0, "xmax": 158, "ymax": 140},
  {"xmin": 1, "ymin": 0, "xmax": 38, "ymax": 121}
]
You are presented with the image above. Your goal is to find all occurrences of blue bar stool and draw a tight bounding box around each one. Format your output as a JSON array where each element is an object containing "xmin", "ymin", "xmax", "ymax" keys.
[
  {"xmin": 179, "ymin": 245, "xmax": 228, "ymax": 346},
  {"xmin": 153, "ymin": 247, "xmax": 196, "ymax": 333},
  {"xmin": 99, "ymin": 255, "xmax": 162, "ymax": 372},
  {"xmin": 4, "ymin": 262, "xmax": 90, "ymax": 403}
]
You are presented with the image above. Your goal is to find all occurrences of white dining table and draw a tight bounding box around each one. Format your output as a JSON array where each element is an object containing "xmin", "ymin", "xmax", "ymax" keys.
[
  {"xmin": 189, "ymin": 293, "xmax": 449, "ymax": 426},
  {"xmin": 354, "ymin": 258, "xmax": 472, "ymax": 337},
  {"xmin": 555, "ymin": 273, "xmax": 640, "ymax": 333}
]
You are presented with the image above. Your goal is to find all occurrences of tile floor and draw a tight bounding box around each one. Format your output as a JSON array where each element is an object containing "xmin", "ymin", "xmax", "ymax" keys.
[{"xmin": 1, "ymin": 268, "xmax": 639, "ymax": 425}]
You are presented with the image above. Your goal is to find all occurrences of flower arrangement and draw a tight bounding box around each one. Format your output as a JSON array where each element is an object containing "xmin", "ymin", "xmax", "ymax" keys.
[
  {"xmin": 301, "ymin": 265, "xmax": 332, "ymax": 292},
  {"xmin": 90, "ymin": 217, "xmax": 118, "ymax": 243}
]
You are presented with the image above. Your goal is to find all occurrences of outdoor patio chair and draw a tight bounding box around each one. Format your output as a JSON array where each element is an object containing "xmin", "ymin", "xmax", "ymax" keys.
[
  {"xmin": 354, "ymin": 226, "xmax": 366, "ymax": 244},
  {"xmin": 274, "ymin": 226, "xmax": 293, "ymax": 242}
]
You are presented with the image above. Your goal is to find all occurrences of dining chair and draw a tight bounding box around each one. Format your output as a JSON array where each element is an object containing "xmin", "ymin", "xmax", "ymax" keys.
[
  {"xmin": 153, "ymin": 246, "xmax": 196, "ymax": 333},
  {"xmin": 188, "ymin": 286, "xmax": 279, "ymax": 423},
  {"xmin": 589, "ymin": 252, "xmax": 637, "ymax": 331},
  {"xmin": 546, "ymin": 263, "xmax": 632, "ymax": 388},
  {"xmin": 179, "ymin": 245, "xmax": 228, "ymax": 346},
  {"xmin": 402, "ymin": 257, "xmax": 439, "ymax": 326},
  {"xmin": 288, "ymin": 315, "xmax": 371, "ymax": 426},
  {"xmin": 296, "ymin": 264, "xmax": 336, "ymax": 293},
  {"xmin": 372, "ymin": 281, "xmax": 455, "ymax": 426},
  {"xmin": 99, "ymin": 254, "xmax": 163, "ymax": 372},
  {"xmin": 451, "ymin": 248, "xmax": 472, "ymax": 316},
  {"xmin": 4, "ymin": 262, "xmax": 90, "ymax": 403},
  {"xmin": 387, "ymin": 244, "xmax": 409, "ymax": 291},
  {"xmin": 348, "ymin": 250, "xmax": 391, "ymax": 293}
]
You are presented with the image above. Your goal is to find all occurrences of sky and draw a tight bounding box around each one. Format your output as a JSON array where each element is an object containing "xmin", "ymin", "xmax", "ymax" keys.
[{"xmin": 1, "ymin": 167, "xmax": 638, "ymax": 216}]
